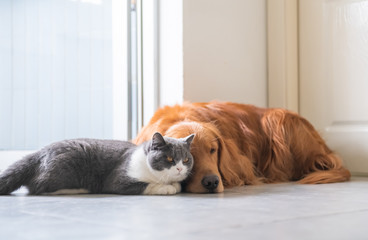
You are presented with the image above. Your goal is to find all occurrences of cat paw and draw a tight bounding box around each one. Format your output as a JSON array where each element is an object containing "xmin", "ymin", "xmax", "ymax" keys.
[
  {"xmin": 144, "ymin": 184, "xmax": 177, "ymax": 195},
  {"xmin": 156, "ymin": 185, "xmax": 177, "ymax": 195},
  {"xmin": 172, "ymin": 182, "xmax": 181, "ymax": 193}
]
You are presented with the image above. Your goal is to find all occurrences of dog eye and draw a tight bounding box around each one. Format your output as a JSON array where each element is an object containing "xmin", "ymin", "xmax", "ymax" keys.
[
  {"xmin": 167, "ymin": 156, "xmax": 173, "ymax": 162},
  {"xmin": 183, "ymin": 158, "xmax": 189, "ymax": 163},
  {"xmin": 210, "ymin": 148, "xmax": 216, "ymax": 154}
]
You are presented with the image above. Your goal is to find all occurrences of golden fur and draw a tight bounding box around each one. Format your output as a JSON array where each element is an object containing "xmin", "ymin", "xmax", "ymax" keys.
[{"xmin": 134, "ymin": 101, "xmax": 351, "ymax": 193}]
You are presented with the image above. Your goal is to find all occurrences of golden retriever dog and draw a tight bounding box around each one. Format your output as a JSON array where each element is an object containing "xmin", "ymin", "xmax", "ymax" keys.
[{"xmin": 134, "ymin": 101, "xmax": 351, "ymax": 193}]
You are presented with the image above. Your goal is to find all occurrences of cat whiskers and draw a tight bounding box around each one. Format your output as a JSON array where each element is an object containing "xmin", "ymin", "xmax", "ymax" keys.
[{"xmin": 186, "ymin": 170, "xmax": 194, "ymax": 178}]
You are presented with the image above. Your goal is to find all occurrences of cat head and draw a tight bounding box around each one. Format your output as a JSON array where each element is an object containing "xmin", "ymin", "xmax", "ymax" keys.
[{"xmin": 146, "ymin": 132, "xmax": 195, "ymax": 183}]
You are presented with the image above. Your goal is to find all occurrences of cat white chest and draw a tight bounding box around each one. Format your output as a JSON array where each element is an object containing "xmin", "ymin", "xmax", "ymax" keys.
[{"xmin": 127, "ymin": 147, "xmax": 159, "ymax": 183}]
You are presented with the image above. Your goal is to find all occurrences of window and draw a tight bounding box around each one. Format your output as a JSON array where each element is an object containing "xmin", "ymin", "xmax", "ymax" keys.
[{"xmin": 0, "ymin": 1, "xmax": 132, "ymax": 158}]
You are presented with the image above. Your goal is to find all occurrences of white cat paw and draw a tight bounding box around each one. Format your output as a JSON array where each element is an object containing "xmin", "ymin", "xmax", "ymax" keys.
[
  {"xmin": 172, "ymin": 182, "xmax": 181, "ymax": 193},
  {"xmin": 155, "ymin": 185, "xmax": 177, "ymax": 195},
  {"xmin": 144, "ymin": 184, "xmax": 177, "ymax": 195}
]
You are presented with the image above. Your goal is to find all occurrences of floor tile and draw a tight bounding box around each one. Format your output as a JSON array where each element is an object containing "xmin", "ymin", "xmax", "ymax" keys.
[{"xmin": 1, "ymin": 177, "xmax": 367, "ymax": 240}]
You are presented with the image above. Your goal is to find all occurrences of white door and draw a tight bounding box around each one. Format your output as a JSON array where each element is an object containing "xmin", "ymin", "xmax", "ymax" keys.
[{"xmin": 299, "ymin": 0, "xmax": 368, "ymax": 174}]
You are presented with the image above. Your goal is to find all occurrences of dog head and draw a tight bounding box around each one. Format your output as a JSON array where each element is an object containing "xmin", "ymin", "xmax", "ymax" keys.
[
  {"xmin": 165, "ymin": 121, "xmax": 224, "ymax": 193},
  {"xmin": 165, "ymin": 121, "xmax": 257, "ymax": 194}
]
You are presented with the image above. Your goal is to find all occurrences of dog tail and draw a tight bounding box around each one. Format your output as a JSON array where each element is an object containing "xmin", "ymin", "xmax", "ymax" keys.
[
  {"xmin": 298, "ymin": 168, "xmax": 351, "ymax": 184},
  {"xmin": 0, "ymin": 153, "xmax": 39, "ymax": 195},
  {"xmin": 298, "ymin": 153, "xmax": 351, "ymax": 184}
]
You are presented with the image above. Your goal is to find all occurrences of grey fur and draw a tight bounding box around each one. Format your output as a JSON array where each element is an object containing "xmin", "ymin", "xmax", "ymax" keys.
[
  {"xmin": 0, "ymin": 133, "xmax": 194, "ymax": 195},
  {"xmin": 147, "ymin": 133, "xmax": 195, "ymax": 171}
]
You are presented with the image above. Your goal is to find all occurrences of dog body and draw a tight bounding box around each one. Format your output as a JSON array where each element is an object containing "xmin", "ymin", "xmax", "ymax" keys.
[{"xmin": 134, "ymin": 101, "xmax": 351, "ymax": 193}]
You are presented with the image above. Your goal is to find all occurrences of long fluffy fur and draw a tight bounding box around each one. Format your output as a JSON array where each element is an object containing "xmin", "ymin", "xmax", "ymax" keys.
[{"xmin": 134, "ymin": 101, "xmax": 350, "ymax": 193}]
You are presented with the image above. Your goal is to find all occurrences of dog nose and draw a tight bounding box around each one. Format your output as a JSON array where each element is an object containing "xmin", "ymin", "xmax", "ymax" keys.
[{"xmin": 201, "ymin": 175, "xmax": 219, "ymax": 192}]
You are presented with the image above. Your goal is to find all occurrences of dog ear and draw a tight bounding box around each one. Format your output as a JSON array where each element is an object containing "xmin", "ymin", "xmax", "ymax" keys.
[{"xmin": 217, "ymin": 136, "xmax": 259, "ymax": 187}]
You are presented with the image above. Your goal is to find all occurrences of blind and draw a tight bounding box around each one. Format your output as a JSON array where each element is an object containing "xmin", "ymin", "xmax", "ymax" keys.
[{"xmin": 0, "ymin": 0, "xmax": 121, "ymax": 150}]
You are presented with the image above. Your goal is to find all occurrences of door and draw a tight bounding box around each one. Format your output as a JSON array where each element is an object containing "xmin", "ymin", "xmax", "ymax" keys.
[{"xmin": 299, "ymin": 0, "xmax": 368, "ymax": 174}]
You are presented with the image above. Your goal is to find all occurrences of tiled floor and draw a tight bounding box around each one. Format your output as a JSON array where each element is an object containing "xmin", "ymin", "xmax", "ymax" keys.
[{"xmin": 1, "ymin": 178, "xmax": 367, "ymax": 240}]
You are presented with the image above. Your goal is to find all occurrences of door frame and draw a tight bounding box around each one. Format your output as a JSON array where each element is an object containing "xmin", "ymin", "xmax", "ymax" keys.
[{"xmin": 267, "ymin": 0, "xmax": 299, "ymax": 113}]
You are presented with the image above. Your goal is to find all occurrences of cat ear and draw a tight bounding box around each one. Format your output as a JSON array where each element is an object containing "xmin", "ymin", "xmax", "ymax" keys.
[
  {"xmin": 183, "ymin": 134, "xmax": 195, "ymax": 147},
  {"xmin": 151, "ymin": 132, "xmax": 166, "ymax": 149}
]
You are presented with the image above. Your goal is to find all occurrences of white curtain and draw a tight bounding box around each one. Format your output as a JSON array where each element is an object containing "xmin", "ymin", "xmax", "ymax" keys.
[{"xmin": 0, "ymin": 0, "xmax": 117, "ymax": 150}]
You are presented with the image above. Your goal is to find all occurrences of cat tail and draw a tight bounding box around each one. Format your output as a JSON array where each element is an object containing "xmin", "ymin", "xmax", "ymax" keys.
[{"xmin": 0, "ymin": 153, "xmax": 39, "ymax": 195}]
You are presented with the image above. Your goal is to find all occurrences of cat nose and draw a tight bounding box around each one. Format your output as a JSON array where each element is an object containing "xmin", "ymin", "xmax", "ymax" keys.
[
  {"xmin": 176, "ymin": 167, "xmax": 182, "ymax": 173},
  {"xmin": 201, "ymin": 175, "xmax": 219, "ymax": 192}
]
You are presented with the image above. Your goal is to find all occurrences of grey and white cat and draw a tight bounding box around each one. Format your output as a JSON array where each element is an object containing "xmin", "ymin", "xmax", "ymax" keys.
[{"xmin": 0, "ymin": 132, "xmax": 194, "ymax": 195}]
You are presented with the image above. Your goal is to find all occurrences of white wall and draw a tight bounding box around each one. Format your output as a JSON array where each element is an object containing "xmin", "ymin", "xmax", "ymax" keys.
[
  {"xmin": 158, "ymin": 0, "xmax": 183, "ymax": 106},
  {"xmin": 182, "ymin": 0, "xmax": 267, "ymax": 106},
  {"xmin": 158, "ymin": 0, "xmax": 267, "ymax": 107}
]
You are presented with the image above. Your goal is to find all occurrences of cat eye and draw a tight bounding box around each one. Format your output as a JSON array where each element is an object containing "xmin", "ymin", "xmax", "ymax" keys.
[
  {"xmin": 167, "ymin": 156, "xmax": 173, "ymax": 162},
  {"xmin": 183, "ymin": 158, "xmax": 189, "ymax": 163},
  {"xmin": 210, "ymin": 148, "xmax": 216, "ymax": 154}
]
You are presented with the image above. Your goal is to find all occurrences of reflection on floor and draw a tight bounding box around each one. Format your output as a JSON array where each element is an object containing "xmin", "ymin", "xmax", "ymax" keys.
[{"xmin": 0, "ymin": 177, "xmax": 367, "ymax": 240}]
